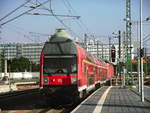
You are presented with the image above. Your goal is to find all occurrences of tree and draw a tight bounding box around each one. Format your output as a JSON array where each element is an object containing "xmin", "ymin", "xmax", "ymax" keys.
[
  {"xmin": 32, "ymin": 63, "xmax": 40, "ymax": 72},
  {"xmin": 8, "ymin": 57, "xmax": 30, "ymax": 72},
  {"xmin": 0, "ymin": 50, "xmax": 5, "ymax": 72},
  {"xmin": 8, "ymin": 57, "xmax": 40, "ymax": 72}
]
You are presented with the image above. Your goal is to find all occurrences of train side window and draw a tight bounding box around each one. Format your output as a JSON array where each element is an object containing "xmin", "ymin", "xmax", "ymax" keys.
[
  {"xmin": 95, "ymin": 68, "xmax": 98, "ymax": 75},
  {"xmin": 98, "ymin": 69, "xmax": 100, "ymax": 76},
  {"xmin": 93, "ymin": 67, "xmax": 96, "ymax": 75},
  {"xmin": 84, "ymin": 63, "xmax": 86, "ymax": 73},
  {"xmin": 98, "ymin": 69, "xmax": 100, "ymax": 75},
  {"xmin": 82, "ymin": 62, "xmax": 86, "ymax": 73}
]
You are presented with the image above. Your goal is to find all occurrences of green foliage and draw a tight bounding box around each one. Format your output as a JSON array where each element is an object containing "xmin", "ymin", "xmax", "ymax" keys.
[
  {"xmin": 132, "ymin": 62, "xmax": 138, "ymax": 72},
  {"xmin": 126, "ymin": 56, "xmax": 132, "ymax": 72},
  {"xmin": 31, "ymin": 63, "xmax": 40, "ymax": 72},
  {"xmin": 8, "ymin": 57, "xmax": 39, "ymax": 72},
  {"xmin": 8, "ymin": 57, "xmax": 30, "ymax": 72},
  {"xmin": 127, "ymin": 57, "xmax": 150, "ymax": 76},
  {"xmin": 143, "ymin": 58, "xmax": 150, "ymax": 75},
  {"xmin": 0, "ymin": 50, "xmax": 5, "ymax": 72}
]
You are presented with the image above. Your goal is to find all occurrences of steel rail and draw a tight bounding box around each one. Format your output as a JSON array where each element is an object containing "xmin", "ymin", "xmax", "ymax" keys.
[{"xmin": 0, "ymin": 88, "xmax": 40, "ymax": 100}]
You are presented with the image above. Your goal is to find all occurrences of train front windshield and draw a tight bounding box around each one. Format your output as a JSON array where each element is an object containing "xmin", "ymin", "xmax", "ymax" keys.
[
  {"xmin": 44, "ymin": 57, "xmax": 77, "ymax": 75},
  {"xmin": 43, "ymin": 40, "xmax": 77, "ymax": 76}
]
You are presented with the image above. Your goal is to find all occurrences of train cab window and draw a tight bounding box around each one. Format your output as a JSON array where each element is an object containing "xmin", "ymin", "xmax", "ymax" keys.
[
  {"xmin": 43, "ymin": 57, "xmax": 77, "ymax": 75},
  {"xmin": 43, "ymin": 41, "xmax": 77, "ymax": 55},
  {"xmin": 71, "ymin": 64, "xmax": 77, "ymax": 73}
]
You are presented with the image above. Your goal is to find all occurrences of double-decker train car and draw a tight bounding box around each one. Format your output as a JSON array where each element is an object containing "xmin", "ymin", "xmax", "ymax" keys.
[{"xmin": 40, "ymin": 29, "xmax": 114, "ymax": 99}]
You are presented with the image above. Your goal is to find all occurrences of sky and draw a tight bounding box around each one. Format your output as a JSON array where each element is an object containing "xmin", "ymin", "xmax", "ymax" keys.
[{"xmin": 0, "ymin": 0, "xmax": 150, "ymax": 45}]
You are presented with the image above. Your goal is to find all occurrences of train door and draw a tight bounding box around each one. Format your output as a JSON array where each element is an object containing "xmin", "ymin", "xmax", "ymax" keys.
[
  {"xmin": 87, "ymin": 64, "xmax": 95, "ymax": 86},
  {"xmin": 82, "ymin": 61, "xmax": 88, "ymax": 86}
]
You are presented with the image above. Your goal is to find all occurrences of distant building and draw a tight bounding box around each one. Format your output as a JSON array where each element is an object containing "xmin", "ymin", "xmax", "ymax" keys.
[
  {"xmin": 0, "ymin": 43, "xmax": 44, "ymax": 64},
  {"xmin": 0, "ymin": 40, "xmax": 136, "ymax": 65},
  {"xmin": 84, "ymin": 39, "xmax": 135, "ymax": 64}
]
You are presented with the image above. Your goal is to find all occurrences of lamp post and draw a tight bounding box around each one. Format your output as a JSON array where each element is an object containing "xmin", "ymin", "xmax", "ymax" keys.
[
  {"xmin": 109, "ymin": 37, "xmax": 111, "ymax": 62},
  {"xmin": 84, "ymin": 34, "xmax": 87, "ymax": 50},
  {"xmin": 96, "ymin": 40, "xmax": 99, "ymax": 58},
  {"xmin": 126, "ymin": 18, "xmax": 150, "ymax": 93},
  {"xmin": 30, "ymin": 56, "xmax": 32, "ymax": 72},
  {"xmin": 139, "ymin": 0, "xmax": 144, "ymax": 102}
]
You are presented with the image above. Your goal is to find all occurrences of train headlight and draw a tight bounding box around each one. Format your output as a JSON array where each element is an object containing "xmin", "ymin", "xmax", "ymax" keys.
[
  {"xmin": 44, "ymin": 77, "xmax": 49, "ymax": 84},
  {"xmin": 58, "ymin": 79, "xmax": 62, "ymax": 83},
  {"xmin": 71, "ymin": 77, "xmax": 77, "ymax": 84}
]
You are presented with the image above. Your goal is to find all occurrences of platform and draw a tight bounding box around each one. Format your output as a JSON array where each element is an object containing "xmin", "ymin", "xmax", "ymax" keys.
[
  {"xmin": 132, "ymin": 85, "xmax": 150, "ymax": 103},
  {"xmin": 144, "ymin": 86, "xmax": 150, "ymax": 101},
  {"xmin": 0, "ymin": 84, "xmax": 17, "ymax": 94},
  {"xmin": 71, "ymin": 86, "xmax": 150, "ymax": 113}
]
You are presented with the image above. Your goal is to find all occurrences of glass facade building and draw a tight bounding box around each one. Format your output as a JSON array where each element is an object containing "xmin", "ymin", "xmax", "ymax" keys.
[{"xmin": 0, "ymin": 43, "xmax": 44, "ymax": 64}]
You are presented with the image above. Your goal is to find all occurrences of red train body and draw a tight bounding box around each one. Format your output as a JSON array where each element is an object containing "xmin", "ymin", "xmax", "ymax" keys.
[{"xmin": 40, "ymin": 29, "xmax": 114, "ymax": 98}]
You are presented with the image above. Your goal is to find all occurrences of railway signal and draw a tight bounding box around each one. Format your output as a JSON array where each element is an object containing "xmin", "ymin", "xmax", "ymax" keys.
[
  {"xmin": 140, "ymin": 48, "xmax": 144, "ymax": 57},
  {"xmin": 111, "ymin": 45, "xmax": 116, "ymax": 62},
  {"xmin": 111, "ymin": 50, "xmax": 116, "ymax": 62}
]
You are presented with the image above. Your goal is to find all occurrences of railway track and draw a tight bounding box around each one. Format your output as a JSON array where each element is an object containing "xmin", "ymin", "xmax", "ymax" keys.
[
  {"xmin": 0, "ymin": 86, "xmax": 105, "ymax": 113},
  {"xmin": 0, "ymin": 88, "xmax": 78, "ymax": 113},
  {"xmin": 39, "ymin": 87, "xmax": 104, "ymax": 113},
  {"xmin": 39, "ymin": 103, "xmax": 74, "ymax": 113},
  {"xmin": 0, "ymin": 88, "xmax": 40, "ymax": 101}
]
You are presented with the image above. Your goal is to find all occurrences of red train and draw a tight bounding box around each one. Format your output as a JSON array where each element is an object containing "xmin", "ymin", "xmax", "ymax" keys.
[{"xmin": 40, "ymin": 29, "xmax": 114, "ymax": 99}]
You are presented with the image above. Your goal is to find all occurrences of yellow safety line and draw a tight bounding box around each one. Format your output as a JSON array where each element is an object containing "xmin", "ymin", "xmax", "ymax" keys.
[{"xmin": 82, "ymin": 59, "xmax": 107, "ymax": 69}]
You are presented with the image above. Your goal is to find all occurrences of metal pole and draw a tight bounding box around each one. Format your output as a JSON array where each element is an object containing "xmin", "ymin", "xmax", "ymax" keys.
[
  {"xmin": 136, "ymin": 21, "xmax": 141, "ymax": 93},
  {"xmin": 140, "ymin": 0, "xmax": 144, "ymax": 102},
  {"xmin": 8, "ymin": 64, "xmax": 12, "ymax": 91},
  {"xmin": 123, "ymin": 31, "xmax": 126, "ymax": 87},
  {"xmin": 102, "ymin": 44, "xmax": 104, "ymax": 59},
  {"xmin": 84, "ymin": 34, "xmax": 87, "ymax": 50},
  {"xmin": 97, "ymin": 41, "xmax": 99, "ymax": 58},
  {"xmin": 118, "ymin": 31, "xmax": 121, "ymax": 59},
  {"xmin": 0, "ymin": 53, "xmax": 1, "ymax": 72},
  {"xmin": 138, "ymin": 56, "xmax": 141, "ymax": 93},
  {"xmin": 4, "ymin": 59, "xmax": 7, "ymax": 75},
  {"xmin": 109, "ymin": 37, "xmax": 111, "ymax": 61},
  {"xmin": 29, "ymin": 56, "xmax": 32, "ymax": 72},
  {"xmin": 123, "ymin": 68, "xmax": 126, "ymax": 87},
  {"xmin": 146, "ymin": 56, "xmax": 148, "ymax": 76},
  {"xmin": 118, "ymin": 31, "xmax": 121, "ymax": 85},
  {"xmin": 145, "ymin": 48, "xmax": 148, "ymax": 76}
]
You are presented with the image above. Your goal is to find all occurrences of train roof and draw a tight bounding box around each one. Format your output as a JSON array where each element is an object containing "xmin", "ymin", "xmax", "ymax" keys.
[{"xmin": 49, "ymin": 29, "xmax": 75, "ymax": 42}]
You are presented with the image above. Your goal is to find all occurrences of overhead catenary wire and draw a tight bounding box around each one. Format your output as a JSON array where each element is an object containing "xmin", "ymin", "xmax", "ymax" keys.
[
  {"xmin": 26, "ymin": 12, "xmax": 80, "ymax": 18},
  {"xmin": 49, "ymin": 0, "xmax": 81, "ymax": 38},
  {"xmin": 0, "ymin": 0, "xmax": 50, "ymax": 26},
  {"xmin": 24, "ymin": 0, "xmax": 81, "ymax": 39},
  {"xmin": 0, "ymin": 0, "xmax": 31, "ymax": 22},
  {"xmin": 11, "ymin": 24, "xmax": 50, "ymax": 37},
  {"xmin": 28, "ymin": 0, "xmax": 90, "ymax": 39},
  {"xmin": 34, "ymin": 0, "xmax": 80, "ymax": 38},
  {"xmin": 66, "ymin": 0, "xmax": 90, "ymax": 32},
  {"xmin": 143, "ymin": 37, "xmax": 150, "ymax": 43},
  {"xmin": 62, "ymin": 0, "xmax": 90, "ymax": 34},
  {"xmin": 25, "ymin": 0, "xmax": 80, "ymax": 18},
  {"xmin": 143, "ymin": 34, "xmax": 150, "ymax": 41},
  {"xmin": 2, "ymin": 24, "xmax": 46, "ymax": 42}
]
